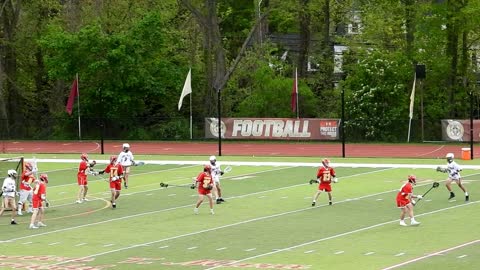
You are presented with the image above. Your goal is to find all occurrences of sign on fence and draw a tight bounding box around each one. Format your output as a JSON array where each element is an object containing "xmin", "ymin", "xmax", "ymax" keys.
[
  {"xmin": 442, "ymin": 119, "xmax": 480, "ymax": 141},
  {"xmin": 205, "ymin": 118, "xmax": 340, "ymax": 140}
]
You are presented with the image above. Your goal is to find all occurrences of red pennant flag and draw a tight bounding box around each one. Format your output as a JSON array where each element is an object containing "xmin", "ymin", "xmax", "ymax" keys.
[
  {"xmin": 291, "ymin": 68, "xmax": 298, "ymax": 113},
  {"xmin": 66, "ymin": 77, "xmax": 78, "ymax": 115}
]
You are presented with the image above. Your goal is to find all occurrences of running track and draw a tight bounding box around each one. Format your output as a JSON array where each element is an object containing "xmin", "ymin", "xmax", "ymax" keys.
[{"xmin": 0, "ymin": 141, "xmax": 476, "ymax": 159}]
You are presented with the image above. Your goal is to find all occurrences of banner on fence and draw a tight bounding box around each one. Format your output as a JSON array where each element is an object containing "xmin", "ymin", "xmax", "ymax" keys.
[
  {"xmin": 205, "ymin": 118, "xmax": 340, "ymax": 140},
  {"xmin": 442, "ymin": 119, "xmax": 480, "ymax": 142}
]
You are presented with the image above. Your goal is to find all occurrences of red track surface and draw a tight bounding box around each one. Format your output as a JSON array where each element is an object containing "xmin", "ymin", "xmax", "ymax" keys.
[{"xmin": 0, "ymin": 141, "xmax": 476, "ymax": 159}]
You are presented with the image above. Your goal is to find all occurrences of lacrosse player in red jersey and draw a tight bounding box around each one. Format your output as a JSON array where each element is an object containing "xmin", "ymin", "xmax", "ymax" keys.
[
  {"xmin": 76, "ymin": 153, "xmax": 96, "ymax": 204},
  {"xmin": 311, "ymin": 158, "xmax": 337, "ymax": 206},
  {"xmin": 192, "ymin": 165, "xmax": 215, "ymax": 215},
  {"xmin": 396, "ymin": 175, "xmax": 422, "ymax": 226},
  {"xmin": 17, "ymin": 162, "xmax": 35, "ymax": 216},
  {"xmin": 29, "ymin": 174, "xmax": 48, "ymax": 229},
  {"xmin": 98, "ymin": 156, "xmax": 124, "ymax": 209}
]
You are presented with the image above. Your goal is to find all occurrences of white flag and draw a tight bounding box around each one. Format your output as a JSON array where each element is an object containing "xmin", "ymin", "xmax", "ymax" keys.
[
  {"xmin": 409, "ymin": 73, "xmax": 416, "ymax": 119},
  {"xmin": 178, "ymin": 69, "xmax": 192, "ymax": 110}
]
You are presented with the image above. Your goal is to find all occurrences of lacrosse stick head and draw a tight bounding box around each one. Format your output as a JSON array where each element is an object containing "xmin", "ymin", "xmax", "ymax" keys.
[
  {"xmin": 160, "ymin": 182, "xmax": 168, "ymax": 188},
  {"xmin": 433, "ymin": 182, "xmax": 440, "ymax": 188}
]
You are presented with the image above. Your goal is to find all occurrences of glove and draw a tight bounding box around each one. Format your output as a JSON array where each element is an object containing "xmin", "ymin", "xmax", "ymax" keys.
[
  {"xmin": 91, "ymin": 171, "xmax": 99, "ymax": 176},
  {"xmin": 16, "ymin": 192, "xmax": 20, "ymax": 197},
  {"xmin": 206, "ymin": 184, "xmax": 213, "ymax": 190},
  {"xmin": 98, "ymin": 170, "xmax": 105, "ymax": 175},
  {"xmin": 332, "ymin": 177, "xmax": 338, "ymax": 183},
  {"xmin": 416, "ymin": 195, "xmax": 423, "ymax": 199},
  {"xmin": 309, "ymin": 179, "xmax": 318, "ymax": 185},
  {"xmin": 190, "ymin": 184, "xmax": 196, "ymax": 189},
  {"xmin": 111, "ymin": 176, "xmax": 119, "ymax": 181},
  {"xmin": 46, "ymin": 201, "xmax": 50, "ymax": 207},
  {"xmin": 411, "ymin": 200, "xmax": 416, "ymax": 205},
  {"xmin": 220, "ymin": 171, "xmax": 224, "ymax": 176}
]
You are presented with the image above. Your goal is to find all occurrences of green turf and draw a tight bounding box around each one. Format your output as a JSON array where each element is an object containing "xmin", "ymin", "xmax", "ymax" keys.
[{"xmin": 0, "ymin": 155, "xmax": 478, "ymax": 270}]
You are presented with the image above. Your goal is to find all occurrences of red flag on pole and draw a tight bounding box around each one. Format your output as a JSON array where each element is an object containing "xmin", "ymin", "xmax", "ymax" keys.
[
  {"xmin": 66, "ymin": 77, "xmax": 78, "ymax": 115},
  {"xmin": 291, "ymin": 68, "xmax": 298, "ymax": 114}
]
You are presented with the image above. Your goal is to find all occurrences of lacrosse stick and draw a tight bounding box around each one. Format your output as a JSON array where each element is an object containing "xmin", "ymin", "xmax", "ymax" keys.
[
  {"xmin": 436, "ymin": 166, "xmax": 448, "ymax": 173},
  {"xmin": 223, "ymin": 166, "xmax": 232, "ymax": 174},
  {"xmin": 133, "ymin": 161, "xmax": 145, "ymax": 167},
  {"xmin": 160, "ymin": 182, "xmax": 195, "ymax": 189},
  {"xmin": 414, "ymin": 182, "xmax": 440, "ymax": 206},
  {"xmin": 309, "ymin": 179, "xmax": 319, "ymax": 185}
]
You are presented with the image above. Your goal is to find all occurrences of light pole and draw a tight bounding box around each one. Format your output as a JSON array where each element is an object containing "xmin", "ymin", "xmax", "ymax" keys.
[{"xmin": 258, "ymin": 0, "xmax": 263, "ymax": 44}]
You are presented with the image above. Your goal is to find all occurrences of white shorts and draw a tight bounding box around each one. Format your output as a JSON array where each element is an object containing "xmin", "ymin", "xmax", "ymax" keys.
[{"xmin": 19, "ymin": 190, "xmax": 33, "ymax": 203}]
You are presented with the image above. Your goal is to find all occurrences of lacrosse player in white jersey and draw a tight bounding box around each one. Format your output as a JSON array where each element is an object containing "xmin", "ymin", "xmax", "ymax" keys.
[
  {"xmin": 0, "ymin": 170, "xmax": 18, "ymax": 225},
  {"xmin": 117, "ymin": 143, "xmax": 135, "ymax": 189},
  {"xmin": 209, "ymin": 155, "xmax": 225, "ymax": 204},
  {"xmin": 441, "ymin": 153, "xmax": 469, "ymax": 201}
]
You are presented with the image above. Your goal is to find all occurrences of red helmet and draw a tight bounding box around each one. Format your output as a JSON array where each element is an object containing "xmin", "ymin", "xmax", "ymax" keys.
[
  {"xmin": 204, "ymin": 164, "xmax": 211, "ymax": 172},
  {"xmin": 81, "ymin": 153, "xmax": 89, "ymax": 161},
  {"xmin": 322, "ymin": 158, "xmax": 330, "ymax": 168},
  {"xmin": 25, "ymin": 162, "xmax": 33, "ymax": 171},
  {"xmin": 110, "ymin": 155, "xmax": 117, "ymax": 164},
  {"xmin": 408, "ymin": 175, "xmax": 416, "ymax": 184},
  {"xmin": 40, "ymin": 173, "xmax": 49, "ymax": 183}
]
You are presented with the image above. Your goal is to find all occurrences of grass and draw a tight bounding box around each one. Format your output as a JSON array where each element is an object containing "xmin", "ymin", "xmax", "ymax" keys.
[{"xmin": 0, "ymin": 155, "xmax": 478, "ymax": 270}]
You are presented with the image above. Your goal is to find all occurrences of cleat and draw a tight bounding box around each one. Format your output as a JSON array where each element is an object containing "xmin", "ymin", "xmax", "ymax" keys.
[
  {"xmin": 27, "ymin": 210, "xmax": 33, "ymax": 214},
  {"xmin": 29, "ymin": 224, "xmax": 39, "ymax": 229},
  {"xmin": 466, "ymin": 195, "xmax": 469, "ymax": 202},
  {"xmin": 82, "ymin": 198, "xmax": 89, "ymax": 202},
  {"xmin": 216, "ymin": 199, "xmax": 222, "ymax": 204},
  {"xmin": 219, "ymin": 198, "xmax": 225, "ymax": 202},
  {"xmin": 37, "ymin": 222, "xmax": 47, "ymax": 227},
  {"xmin": 11, "ymin": 220, "xmax": 18, "ymax": 225},
  {"xmin": 112, "ymin": 203, "xmax": 116, "ymax": 209},
  {"xmin": 399, "ymin": 221, "xmax": 407, "ymax": 226},
  {"xmin": 76, "ymin": 200, "xmax": 83, "ymax": 204},
  {"xmin": 311, "ymin": 202, "xmax": 316, "ymax": 207},
  {"xmin": 210, "ymin": 210, "xmax": 215, "ymax": 215},
  {"xmin": 410, "ymin": 220, "xmax": 421, "ymax": 226},
  {"xmin": 17, "ymin": 211, "xmax": 23, "ymax": 216},
  {"xmin": 329, "ymin": 201, "xmax": 333, "ymax": 206},
  {"xmin": 124, "ymin": 184, "xmax": 128, "ymax": 189},
  {"xmin": 194, "ymin": 208, "xmax": 199, "ymax": 215},
  {"xmin": 448, "ymin": 193, "xmax": 455, "ymax": 200}
]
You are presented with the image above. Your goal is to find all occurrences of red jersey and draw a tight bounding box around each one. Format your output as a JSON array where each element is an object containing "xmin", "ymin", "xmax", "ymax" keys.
[
  {"xmin": 20, "ymin": 171, "xmax": 35, "ymax": 191},
  {"xmin": 33, "ymin": 181, "xmax": 47, "ymax": 201},
  {"xmin": 396, "ymin": 182, "xmax": 413, "ymax": 202},
  {"xmin": 78, "ymin": 160, "xmax": 89, "ymax": 177},
  {"xmin": 196, "ymin": 172, "xmax": 213, "ymax": 193},
  {"xmin": 104, "ymin": 164, "xmax": 124, "ymax": 181},
  {"xmin": 317, "ymin": 166, "xmax": 336, "ymax": 184}
]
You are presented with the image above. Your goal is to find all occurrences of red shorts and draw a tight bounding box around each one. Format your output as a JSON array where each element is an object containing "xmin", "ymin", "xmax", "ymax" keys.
[
  {"xmin": 318, "ymin": 183, "xmax": 332, "ymax": 192},
  {"xmin": 397, "ymin": 199, "xmax": 410, "ymax": 208},
  {"xmin": 78, "ymin": 175, "xmax": 87, "ymax": 186},
  {"xmin": 32, "ymin": 199, "xmax": 43, "ymax": 209},
  {"xmin": 198, "ymin": 189, "xmax": 211, "ymax": 195},
  {"xmin": 110, "ymin": 180, "xmax": 121, "ymax": 191}
]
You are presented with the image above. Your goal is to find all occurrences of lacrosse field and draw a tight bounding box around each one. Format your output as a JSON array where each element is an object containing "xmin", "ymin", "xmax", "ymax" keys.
[{"xmin": 0, "ymin": 154, "xmax": 478, "ymax": 270}]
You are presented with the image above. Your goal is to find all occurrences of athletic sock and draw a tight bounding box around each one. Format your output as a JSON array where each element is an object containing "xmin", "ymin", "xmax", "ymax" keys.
[{"xmin": 465, "ymin": 192, "xmax": 469, "ymax": 196}]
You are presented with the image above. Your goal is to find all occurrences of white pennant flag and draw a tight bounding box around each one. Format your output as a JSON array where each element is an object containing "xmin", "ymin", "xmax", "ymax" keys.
[
  {"xmin": 178, "ymin": 69, "xmax": 192, "ymax": 110},
  {"xmin": 409, "ymin": 73, "xmax": 416, "ymax": 119}
]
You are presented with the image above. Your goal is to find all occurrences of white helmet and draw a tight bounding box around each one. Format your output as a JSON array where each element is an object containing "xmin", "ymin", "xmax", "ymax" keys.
[
  {"xmin": 209, "ymin": 155, "xmax": 216, "ymax": 161},
  {"xmin": 7, "ymin": 169, "xmax": 17, "ymax": 177},
  {"xmin": 446, "ymin": 153, "xmax": 454, "ymax": 162},
  {"xmin": 123, "ymin": 143, "xmax": 130, "ymax": 149}
]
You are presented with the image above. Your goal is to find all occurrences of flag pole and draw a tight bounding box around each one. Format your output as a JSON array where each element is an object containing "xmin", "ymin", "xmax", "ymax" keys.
[
  {"xmin": 295, "ymin": 68, "xmax": 299, "ymax": 119},
  {"xmin": 76, "ymin": 73, "xmax": 81, "ymax": 141},
  {"xmin": 189, "ymin": 85, "xmax": 192, "ymax": 139}
]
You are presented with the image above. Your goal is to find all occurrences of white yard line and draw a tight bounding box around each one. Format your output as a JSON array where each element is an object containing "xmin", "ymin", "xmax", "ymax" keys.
[
  {"xmin": 203, "ymin": 202, "xmax": 480, "ymax": 270},
  {"xmin": 382, "ymin": 239, "xmax": 480, "ymax": 270}
]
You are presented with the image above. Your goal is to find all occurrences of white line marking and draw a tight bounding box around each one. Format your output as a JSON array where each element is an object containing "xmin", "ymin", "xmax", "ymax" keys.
[
  {"xmin": 48, "ymin": 242, "xmax": 60, "ymax": 246},
  {"xmin": 168, "ymin": 194, "xmax": 177, "ymax": 197},
  {"xmin": 75, "ymin": 243, "xmax": 87, "ymax": 247},
  {"xmin": 376, "ymin": 198, "xmax": 384, "ymax": 201},
  {"xmin": 457, "ymin": 255, "xmax": 467, "ymax": 259},
  {"xmin": 281, "ymin": 196, "xmax": 289, "ymax": 199},
  {"xmin": 304, "ymin": 250, "xmax": 315, "ymax": 254},
  {"xmin": 365, "ymin": 252, "xmax": 375, "ymax": 256},
  {"xmin": 216, "ymin": 247, "xmax": 227, "ymax": 251},
  {"xmin": 382, "ymin": 239, "xmax": 480, "ymax": 269},
  {"xmin": 187, "ymin": 246, "xmax": 198, "ymax": 250},
  {"xmin": 159, "ymin": 245, "xmax": 169, "ymax": 249},
  {"xmin": 203, "ymin": 202, "xmax": 480, "ymax": 270},
  {"xmin": 22, "ymin": 242, "xmax": 32, "ymax": 245},
  {"xmin": 394, "ymin": 252, "xmax": 405, "ymax": 257},
  {"xmin": 103, "ymin": 244, "xmax": 115, "ymax": 247},
  {"xmin": 146, "ymin": 194, "xmax": 153, "ymax": 196},
  {"xmin": 245, "ymin": 248, "xmax": 256, "ymax": 252},
  {"xmin": 334, "ymin": 251, "xmax": 344, "ymax": 255}
]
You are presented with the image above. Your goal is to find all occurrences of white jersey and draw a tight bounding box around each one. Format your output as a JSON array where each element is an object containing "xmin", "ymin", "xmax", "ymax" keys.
[
  {"xmin": 447, "ymin": 161, "xmax": 461, "ymax": 180},
  {"xmin": 117, "ymin": 151, "xmax": 134, "ymax": 166},
  {"xmin": 2, "ymin": 177, "xmax": 16, "ymax": 197},
  {"xmin": 210, "ymin": 163, "xmax": 222, "ymax": 183}
]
